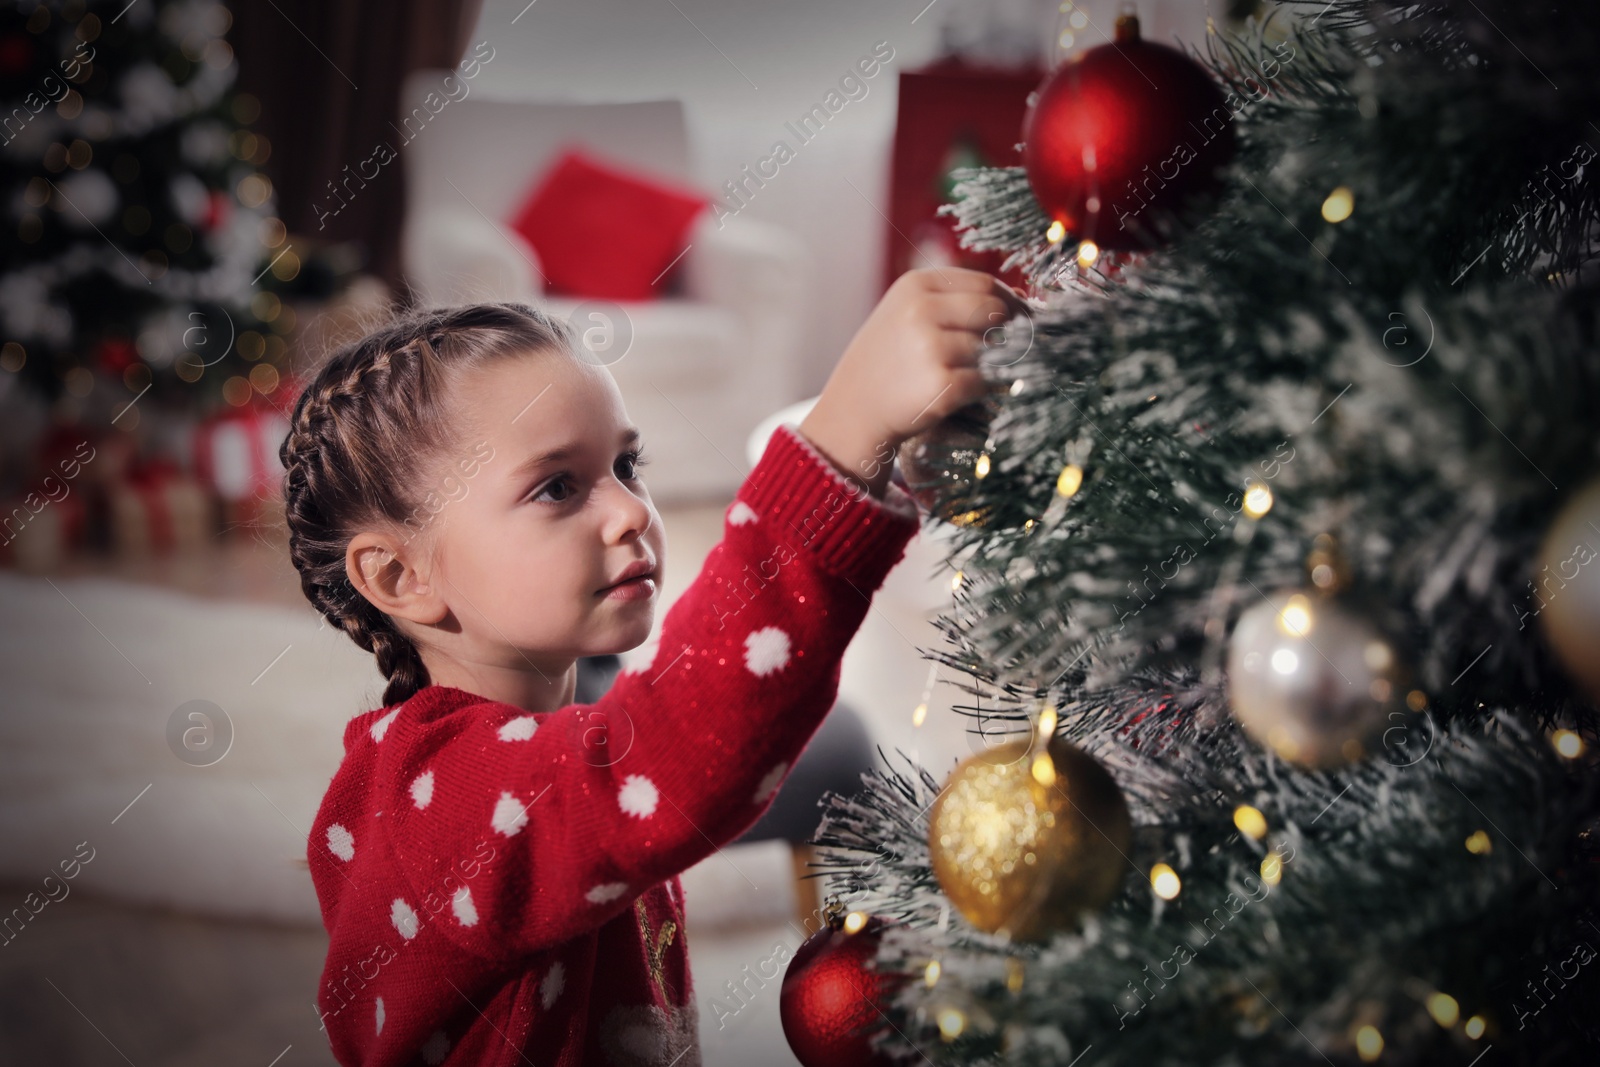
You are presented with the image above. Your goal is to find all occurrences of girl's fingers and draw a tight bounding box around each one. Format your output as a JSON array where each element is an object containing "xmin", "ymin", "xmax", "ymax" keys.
[
  {"xmin": 927, "ymin": 292, "xmax": 1021, "ymax": 334},
  {"xmin": 915, "ymin": 269, "xmax": 1030, "ymax": 316},
  {"xmin": 990, "ymin": 277, "xmax": 1032, "ymax": 316},
  {"xmin": 917, "ymin": 368, "xmax": 990, "ymax": 425}
]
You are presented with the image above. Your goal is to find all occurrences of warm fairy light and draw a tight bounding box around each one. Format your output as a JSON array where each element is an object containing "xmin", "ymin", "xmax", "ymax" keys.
[
  {"xmin": 1322, "ymin": 186, "xmax": 1354, "ymax": 223},
  {"xmin": 1057, "ymin": 463, "xmax": 1084, "ymax": 497},
  {"xmin": 1260, "ymin": 852, "xmax": 1283, "ymax": 886},
  {"xmin": 1006, "ymin": 957, "xmax": 1026, "ymax": 992},
  {"xmin": 975, "ymin": 452, "xmax": 991, "ymax": 479},
  {"xmin": 1242, "ymin": 481, "xmax": 1274, "ymax": 518},
  {"xmin": 1277, "ymin": 594, "xmax": 1313, "ymax": 637},
  {"xmin": 1464, "ymin": 830, "xmax": 1492, "ymax": 855},
  {"xmin": 1046, "ymin": 220, "xmax": 1066, "ymax": 243},
  {"xmin": 1552, "ymin": 729, "xmax": 1585, "ymax": 759},
  {"xmin": 1426, "ymin": 992, "xmax": 1460, "ymax": 1028},
  {"xmin": 1464, "ymin": 1015, "xmax": 1487, "ymax": 1039},
  {"xmin": 1354, "ymin": 1024, "xmax": 1383, "ymax": 1061},
  {"xmin": 912, "ymin": 702, "xmax": 928, "ymax": 727},
  {"xmin": 1037, "ymin": 705, "xmax": 1058, "ymax": 738},
  {"xmin": 937, "ymin": 1007, "xmax": 967, "ymax": 1040},
  {"xmin": 223, "ymin": 375, "xmax": 253, "ymax": 406},
  {"xmin": 1076, "ymin": 239, "xmax": 1099, "ymax": 266},
  {"xmin": 1233, "ymin": 804, "xmax": 1268, "ymax": 841},
  {"xmin": 843, "ymin": 911, "xmax": 868, "ymax": 934},
  {"xmin": 1406, "ymin": 689, "xmax": 1428, "ymax": 712},
  {"xmin": 1150, "ymin": 863, "xmax": 1181, "ymax": 900},
  {"xmin": 1031, "ymin": 752, "xmax": 1057, "ymax": 787},
  {"xmin": 249, "ymin": 363, "xmax": 280, "ymax": 394},
  {"xmin": 1270, "ymin": 648, "xmax": 1300, "ymax": 675},
  {"xmin": 952, "ymin": 570, "xmax": 964, "ymax": 592},
  {"xmin": 925, "ymin": 959, "xmax": 942, "ymax": 987}
]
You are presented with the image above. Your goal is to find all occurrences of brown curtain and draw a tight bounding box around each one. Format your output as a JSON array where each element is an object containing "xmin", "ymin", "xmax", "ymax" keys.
[{"xmin": 229, "ymin": 0, "xmax": 486, "ymax": 301}]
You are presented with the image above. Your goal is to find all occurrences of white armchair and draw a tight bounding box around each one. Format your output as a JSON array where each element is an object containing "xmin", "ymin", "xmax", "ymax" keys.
[{"xmin": 399, "ymin": 72, "xmax": 812, "ymax": 503}]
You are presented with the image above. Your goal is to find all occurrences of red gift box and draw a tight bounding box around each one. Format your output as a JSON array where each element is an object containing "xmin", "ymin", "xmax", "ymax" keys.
[
  {"xmin": 0, "ymin": 478, "xmax": 90, "ymax": 571},
  {"xmin": 192, "ymin": 399, "xmax": 291, "ymax": 533},
  {"xmin": 108, "ymin": 456, "xmax": 213, "ymax": 555}
]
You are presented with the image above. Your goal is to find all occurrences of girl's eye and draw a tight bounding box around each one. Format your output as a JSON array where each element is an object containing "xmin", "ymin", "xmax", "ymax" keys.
[
  {"xmin": 617, "ymin": 447, "xmax": 649, "ymax": 481},
  {"xmin": 533, "ymin": 477, "xmax": 575, "ymax": 504}
]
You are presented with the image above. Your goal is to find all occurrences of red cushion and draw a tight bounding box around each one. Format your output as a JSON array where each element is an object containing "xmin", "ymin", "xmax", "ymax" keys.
[{"xmin": 508, "ymin": 146, "xmax": 711, "ymax": 301}]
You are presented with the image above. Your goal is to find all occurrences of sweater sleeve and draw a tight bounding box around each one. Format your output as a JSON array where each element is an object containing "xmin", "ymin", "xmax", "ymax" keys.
[{"xmin": 380, "ymin": 423, "xmax": 920, "ymax": 962}]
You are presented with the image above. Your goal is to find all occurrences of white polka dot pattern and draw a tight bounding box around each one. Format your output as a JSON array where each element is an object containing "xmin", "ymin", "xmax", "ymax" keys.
[
  {"xmin": 492, "ymin": 791, "xmax": 529, "ymax": 837},
  {"xmin": 728, "ymin": 500, "xmax": 758, "ymax": 526},
  {"xmin": 743, "ymin": 626, "xmax": 792, "ymax": 676},
  {"xmin": 326, "ymin": 823, "xmax": 354, "ymax": 861},
  {"xmin": 421, "ymin": 1029, "xmax": 450, "ymax": 1064},
  {"xmin": 586, "ymin": 882, "xmax": 629, "ymax": 904},
  {"xmin": 452, "ymin": 885, "xmax": 478, "ymax": 927},
  {"xmin": 618, "ymin": 775, "xmax": 659, "ymax": 819},
  {"xmin": 391, "ymin": 898, "xmax": 419, "ymax": 940},
  {"xmin": 541, "ymin": 961, "xmax": 566, "ymax": 1009},
  {"xmin": 370, "ymin": 707, "xmax": 401, "ymax": 742},
  {"xmin": 375, "ymin": 996, "xmax": 385, "ymax": 1034},
  {"xmin": 753, "ymin": 762, "xmax": 787, "ymax": 804},
  {"xmin": 498, "ymin": 715, "xmax": 538, "ymax": 741},
  {"xmin": 409, "ymin": 770, "xmax": 434, "ymax": 809}
]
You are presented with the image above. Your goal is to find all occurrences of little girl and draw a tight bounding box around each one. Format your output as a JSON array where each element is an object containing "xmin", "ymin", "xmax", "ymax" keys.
[{"xmin": 285, "ymin": 266, "xmax": 1026, "ymax": 1066}]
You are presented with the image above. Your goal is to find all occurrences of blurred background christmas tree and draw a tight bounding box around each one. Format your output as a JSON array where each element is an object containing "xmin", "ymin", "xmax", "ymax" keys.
[
  {"xmin": 788, "ymin": 2, "xmax": 1600, "ymax": 1065},
  {"xmin": 0, "ymin": 0, "xmax": 379, "ymax": 567},
  {"xmin": 0, "ymin": 0, "xmax": 279, "ymax": 407}
]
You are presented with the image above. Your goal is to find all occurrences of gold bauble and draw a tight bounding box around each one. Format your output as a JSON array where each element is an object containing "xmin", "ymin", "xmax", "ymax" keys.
[
  {"xmin": 1535, "ymin": 477, "xmax": 1600, "ymax": 703},
  {"xmin": 927, "ymin": 736, "xmax": 1130, "ymax": 941}
]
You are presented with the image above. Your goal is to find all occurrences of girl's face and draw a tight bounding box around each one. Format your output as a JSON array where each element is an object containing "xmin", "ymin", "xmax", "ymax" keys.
[{"xmin": 416, "ymin": 350, "xmax": 666, "ymax": 679}]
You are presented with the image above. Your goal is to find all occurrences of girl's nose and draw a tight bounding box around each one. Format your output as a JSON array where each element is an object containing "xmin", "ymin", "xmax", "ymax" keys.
[{"xmin": 602, "ymin": 477, "xmax": 654, "ymax": 543}]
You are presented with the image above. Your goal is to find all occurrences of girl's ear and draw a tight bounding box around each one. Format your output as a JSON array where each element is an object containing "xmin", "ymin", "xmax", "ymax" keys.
[{"xmin": 346, "ymin": 532, "xmax": 449, "ymax": 625}]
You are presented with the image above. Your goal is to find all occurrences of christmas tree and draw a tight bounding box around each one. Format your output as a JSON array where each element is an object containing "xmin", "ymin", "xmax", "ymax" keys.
[
  {"xmin": 0, "ymin": 0, "xmax": 280, "ymax": 408},
  {"xmin": 794, "ymin": 2, "xmax": 1600, "ymax": 1064}
]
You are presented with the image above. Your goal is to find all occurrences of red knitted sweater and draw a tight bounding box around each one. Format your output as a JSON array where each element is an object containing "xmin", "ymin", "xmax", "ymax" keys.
[{"xmin": 308, "ymin": 423, "xmax": 920, "ymax": 1066}]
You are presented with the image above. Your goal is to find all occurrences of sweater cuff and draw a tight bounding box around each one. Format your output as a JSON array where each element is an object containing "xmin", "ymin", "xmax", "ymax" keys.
[{"xmin": 741, "ymin": 423, "xmax": 920, "ymax": 588}]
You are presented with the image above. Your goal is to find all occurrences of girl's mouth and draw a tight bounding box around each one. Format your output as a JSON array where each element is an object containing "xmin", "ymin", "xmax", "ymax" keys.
[
  {"xmin": 600, "ymin": 575, "xmax": 656, "ymax": 601},
  {"xmin": 599, "ymin": 559, "xmax": 656, "ymax": 598}
]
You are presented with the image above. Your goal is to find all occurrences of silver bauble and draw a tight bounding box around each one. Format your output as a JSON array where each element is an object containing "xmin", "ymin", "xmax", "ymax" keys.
[
  {"xmin": 1227, "ymin": 589, "xmax": 1406, "ymax": 768},
  {"xmin": 1534, "ymin": 477, "xmax": 1600, "ymax": 703}
]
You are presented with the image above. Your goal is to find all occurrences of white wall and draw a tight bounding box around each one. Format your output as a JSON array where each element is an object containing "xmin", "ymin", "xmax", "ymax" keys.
[{"xmin": 467, "ymin": 0, "xmax": 1213, "ymax": 398}]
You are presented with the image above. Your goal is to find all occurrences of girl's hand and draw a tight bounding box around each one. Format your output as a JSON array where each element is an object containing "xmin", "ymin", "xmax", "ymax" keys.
[{"xmin": 799, "ymin": 267, "xmax": 1031, "ymax": 498}]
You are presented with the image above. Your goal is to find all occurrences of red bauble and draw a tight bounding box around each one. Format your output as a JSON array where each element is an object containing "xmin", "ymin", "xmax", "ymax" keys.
[
  {"xmin": 0, "ymin": 33, "xmax": 34, "ymax": 78},
  {"xmin": 95, "ymin": 336, "xmax": 139, "ymax": 375},
  {"xmin": 202, "ymin": 189, "xmax": 232, "ymax": 233},
  {"xmin": 780, "ymin": 913, "xmax": 904, "ymax": 1067},
  {"xmin": 1022, "ymin": 13, "xmax": 1237, "ymax": 251}
]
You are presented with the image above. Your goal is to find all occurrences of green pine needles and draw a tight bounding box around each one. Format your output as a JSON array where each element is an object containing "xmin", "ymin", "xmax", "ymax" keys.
[{"xmin": 812, "ymin": 2, "xmax": 1600, "ymax": 1064}]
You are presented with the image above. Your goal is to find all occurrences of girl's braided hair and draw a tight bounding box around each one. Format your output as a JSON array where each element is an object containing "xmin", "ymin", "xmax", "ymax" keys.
[{"xmin": 280, "ymin": 301, "xmax": 578, "ymax": 709}]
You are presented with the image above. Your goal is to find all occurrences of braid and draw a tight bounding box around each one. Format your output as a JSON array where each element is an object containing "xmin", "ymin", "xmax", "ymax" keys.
[{"xmin": 279, "ymin": 301, "xmax": 578, "ymax": 709}]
